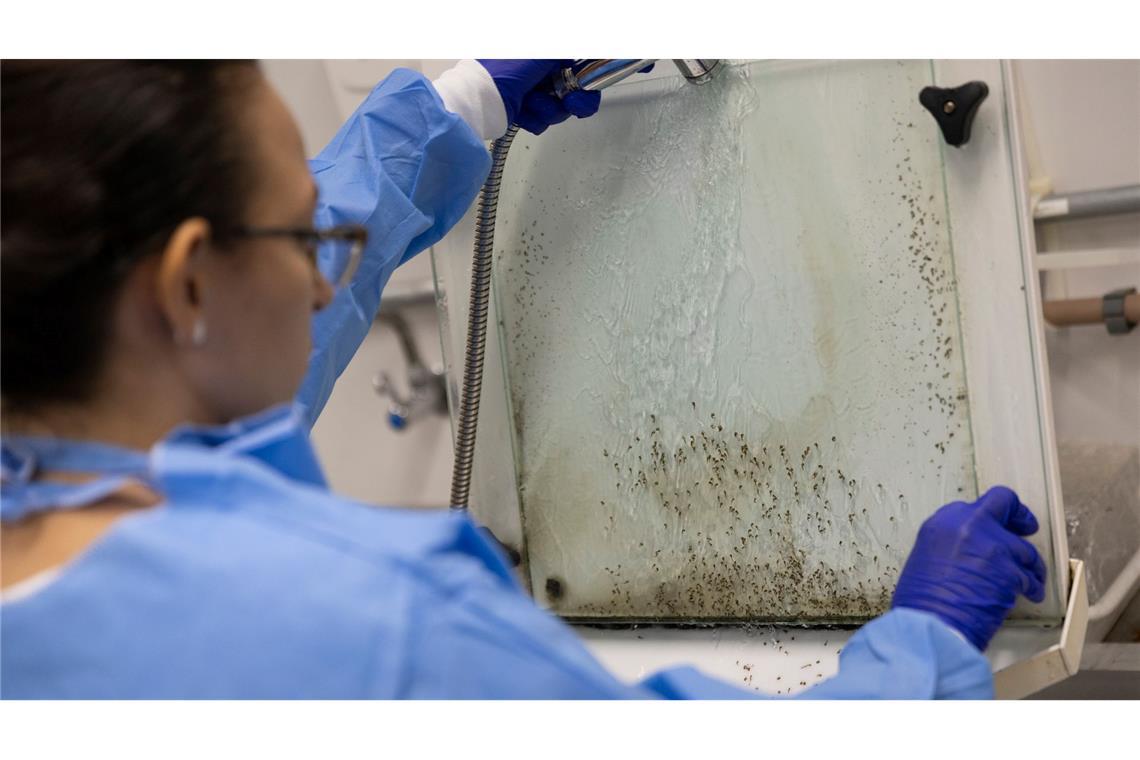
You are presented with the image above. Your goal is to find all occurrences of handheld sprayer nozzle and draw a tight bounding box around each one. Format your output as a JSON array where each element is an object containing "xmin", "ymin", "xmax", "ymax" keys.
[{"xmin": 552, "ymin": 59, "xmax": 724, "ymax": 98}]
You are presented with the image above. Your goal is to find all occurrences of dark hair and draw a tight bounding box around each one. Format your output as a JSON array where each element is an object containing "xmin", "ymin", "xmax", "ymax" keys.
[{"xmin": 1, "ymin": 60, "xmax": 261, "ymax": 413}]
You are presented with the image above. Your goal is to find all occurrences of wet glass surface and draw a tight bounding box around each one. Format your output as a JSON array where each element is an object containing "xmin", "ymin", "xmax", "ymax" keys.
[{"xmin": 436, "ymin": 60, "xmax": 1060, "ymax": 622}]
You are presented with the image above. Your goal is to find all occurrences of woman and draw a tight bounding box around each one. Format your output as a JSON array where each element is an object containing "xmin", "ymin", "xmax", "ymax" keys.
[{"xmin": 1, "ymin": 60, "xmax": 1046, "ymax": 698}]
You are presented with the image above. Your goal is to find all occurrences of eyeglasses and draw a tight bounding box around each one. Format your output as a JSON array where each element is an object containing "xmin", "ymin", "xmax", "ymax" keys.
[{"xmin": 229, "ymin": 224, "xmax": 368, "ymax": 288}]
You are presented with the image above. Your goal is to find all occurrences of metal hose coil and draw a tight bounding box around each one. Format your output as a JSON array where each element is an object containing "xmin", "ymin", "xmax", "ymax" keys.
[{"xmin": 450, "ymin": 125, "xmax": 520, "ymax": 510}]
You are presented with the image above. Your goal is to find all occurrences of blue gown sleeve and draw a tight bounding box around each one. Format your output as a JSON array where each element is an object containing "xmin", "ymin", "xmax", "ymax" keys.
[
  {"xmin": 296, "ymin": 69, "xmax": 492, "ymax": 427},
  {"xmin": 789, "ymin": 608, "xmax": 994, "ymax": 699},
  {"xmin": 382, "ymin": 518, "xmax": 992, "ymax": 699},
  {"xmin": 638, "ymin": 608, "xmax": 994, "ymax": 699}
]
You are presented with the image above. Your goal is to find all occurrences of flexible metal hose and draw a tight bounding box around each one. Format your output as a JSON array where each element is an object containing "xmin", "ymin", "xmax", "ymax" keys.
[
  {"xmin": 450, "ymin": 125, "xmax": 520, "ymax": 510},
  {"xmin": 447, "ymin": 62, "xmax": 723, "ymax": 510}
]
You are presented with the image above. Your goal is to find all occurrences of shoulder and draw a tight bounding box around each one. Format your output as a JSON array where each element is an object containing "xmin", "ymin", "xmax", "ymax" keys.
[
  {"xmin": 3, "ymin": 492, "xmax": 520, "ymax": 697},
  {"xmin": 123, "ymin": 483, "xmax": 517, "ymax": 596},
  {"xmin": 150, "ymin": 436, "xmax": 517, "ymax": 586}
]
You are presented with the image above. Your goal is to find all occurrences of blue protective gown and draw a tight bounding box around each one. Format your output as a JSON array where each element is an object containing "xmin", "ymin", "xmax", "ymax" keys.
[{"xmin": 0, "ymin": 69, "xmax": 994, "ymax": 699}]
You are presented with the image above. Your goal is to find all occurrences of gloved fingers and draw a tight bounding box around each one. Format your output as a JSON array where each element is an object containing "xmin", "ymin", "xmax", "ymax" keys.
[
  {"xmin": 1013, "ymin": 559, "xmax": 1047, "ymax": 603},
  {"xmin": 1005, "ymin": 502, "xmax": 1040, "ymax": 537},
  {"xmin": 514, "ymin": 114, "xmax": 552, "ymax": 135},
  {"xmin": 995, "ymin": 537, "xmax": 1046, "ymax": 603},
  {"xmin": 999, "ymin": 530, "xmax": 1036, "ymax": 567},
  {"xmin": 1024, "ymin": 569, "xmax": 1047, "ymax": 602},
  {"xmin": 561, "ymin": 89, "xmax": 601, "ymax": 118},
  {"xmin": 1021, "ymin": 537, "xmax": 1044, "ymax": 592},
  {"xmin": 537, "ymin": 59, "xmax": 575, "ymax": 89},
  {"xmin": 523, "ymin": 60, "xmax": 573, "ymax": 95},
  {"xmin": 480, "ymin": 59, "xmax": 570, "ymax": 91},
  {"xmin": 516, "ymin": 90, "xmax": 571, "ymax": 135},
  {"xmin": 978, "ymin": 485, "xmax": 1039, "ymax": 535},
  {"xmin": 522, "ymin": 90, "xmax": 573, "ymax": 128}
]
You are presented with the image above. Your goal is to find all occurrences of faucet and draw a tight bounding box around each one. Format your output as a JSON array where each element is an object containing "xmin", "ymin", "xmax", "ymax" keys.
[
  {"xmin": 552, "ymin": 59, "xmax": 724, "ymax": 97},
  {"xmin": 372, "ymin": 312, "xmax": 448, "ymax": 431}
]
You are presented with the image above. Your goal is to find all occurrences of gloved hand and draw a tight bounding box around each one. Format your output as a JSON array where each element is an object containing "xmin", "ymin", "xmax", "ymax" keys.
[
  {"xmin": 476, "ymin": 60, "xmax": 602, "ymax": 135},
  {"xmin": 891, "ymin": 485, "xmax": 1048, "ymax": 651}
]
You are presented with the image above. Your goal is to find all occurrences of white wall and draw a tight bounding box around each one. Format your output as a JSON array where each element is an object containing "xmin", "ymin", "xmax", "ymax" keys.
[
  {"xmin": 1016, "ymin": 60, "xmax": 1140, "ymax": 450},
  {"xmin": 263, "ymin": 59, "xmax": 1140, "ymax": 507}
]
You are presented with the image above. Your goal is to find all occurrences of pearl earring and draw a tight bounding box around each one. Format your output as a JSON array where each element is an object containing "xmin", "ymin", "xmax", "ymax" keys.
[{"xmin": 190, "ymin": 319, "xmax": 208, "ymax": 347}]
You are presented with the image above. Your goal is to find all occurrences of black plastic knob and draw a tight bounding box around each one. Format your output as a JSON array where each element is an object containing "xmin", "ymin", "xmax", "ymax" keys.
[{"xmin": 919, "ymin": 81, "xmax": 989, "ymax": 147}]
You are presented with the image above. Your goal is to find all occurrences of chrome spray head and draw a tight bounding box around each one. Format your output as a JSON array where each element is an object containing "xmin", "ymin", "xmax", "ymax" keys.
[
  {"xmin": 672, "ymin": 59, "xmax": 724, "ymax": 84},
  {"xmin": 552, "ymin": 59, "xmax": 724, "ymax": 97}
]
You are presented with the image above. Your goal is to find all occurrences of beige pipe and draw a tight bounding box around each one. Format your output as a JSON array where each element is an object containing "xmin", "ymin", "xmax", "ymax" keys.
[{"xmin": 1043, "ymin": 293, "xmax": 1139, "ymax": 328}]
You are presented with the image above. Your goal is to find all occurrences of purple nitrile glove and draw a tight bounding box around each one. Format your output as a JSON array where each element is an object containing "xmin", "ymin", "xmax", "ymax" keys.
[
  {"xmin": 892, "ymin": 485, "xmax": 1048, "ymax": 651},
  {"xmin": 476, "ymin": 59, "xmax": 602, "ymax": 135}
]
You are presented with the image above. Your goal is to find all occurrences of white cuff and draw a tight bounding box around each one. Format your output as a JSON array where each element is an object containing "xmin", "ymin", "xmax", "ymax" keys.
[{"xmin": 431, "ymin": 59, "xmax": 508, "ymax": 141}]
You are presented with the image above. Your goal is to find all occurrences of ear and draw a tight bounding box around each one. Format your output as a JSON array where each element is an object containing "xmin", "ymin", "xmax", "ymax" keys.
[{"xmin": 154, "ymin": 217, "xmax": 213, "ymax": 346}]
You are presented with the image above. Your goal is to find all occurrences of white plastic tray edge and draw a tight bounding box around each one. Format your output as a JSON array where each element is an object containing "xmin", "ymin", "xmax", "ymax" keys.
[{"xmin": 993, "ymin": 558, "xmax": 1088, "ymax": 699}]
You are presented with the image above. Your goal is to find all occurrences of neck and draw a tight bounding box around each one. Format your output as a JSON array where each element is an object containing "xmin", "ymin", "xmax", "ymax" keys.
[{"xmin": 4, "ymin": 365, "xmax": 216, "ymax": 452}]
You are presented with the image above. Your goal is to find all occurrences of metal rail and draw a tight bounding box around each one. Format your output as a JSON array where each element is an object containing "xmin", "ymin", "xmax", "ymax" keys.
[{"xmin": 1035, "ymin": 184, "xmax": 1140, "ymax": 221}]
